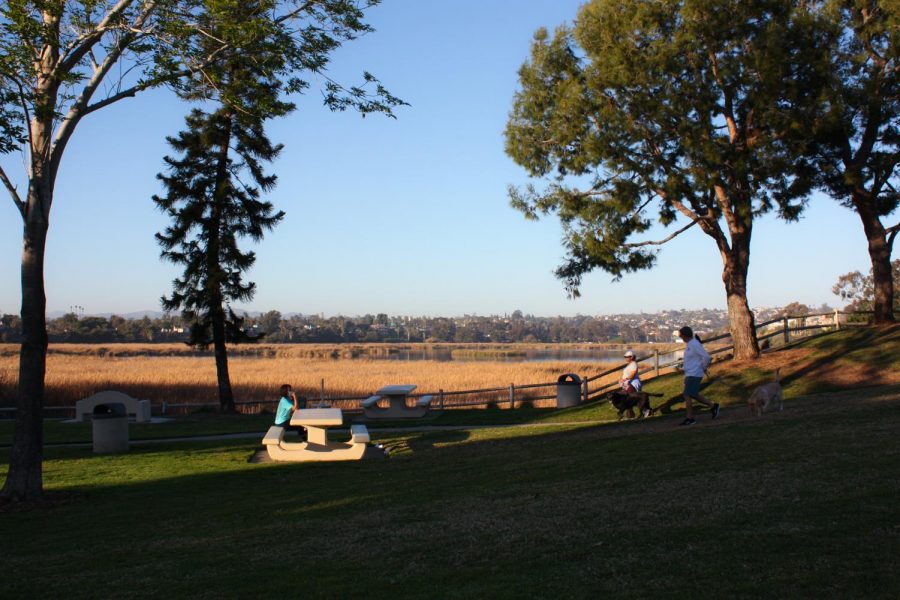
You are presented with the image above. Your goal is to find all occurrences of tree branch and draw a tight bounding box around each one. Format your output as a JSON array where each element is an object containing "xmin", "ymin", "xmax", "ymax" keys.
[
  {"xmin": 624, "ymin": 218, "xmax": 699, "ymax": 248},
  {"xmin": 274, "ymin": 1, "xmax": 321, "ymax": 25},
  {"xmin": 56, "ymin": 0, "xmax": 140, "ymax": 75},
  {"xmin": 0, "ymin": 166, "xmax": 25, "ymax": 219},
  {"xmin": 50, "ymin": 3, "xmax": 158, "ymax": 183},
  {"xmin": 10, "ymin": 76, "xmax": 35, "ymax": 154},
  {"xmin": 708, "ymin": 49, "xmax": 738, "ymax": 142}
]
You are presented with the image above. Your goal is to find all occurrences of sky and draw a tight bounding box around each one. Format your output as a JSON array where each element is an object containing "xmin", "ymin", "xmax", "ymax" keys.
[{"xmin": 0, "ymin": 0, "xmax": 882, "ymax": 318}]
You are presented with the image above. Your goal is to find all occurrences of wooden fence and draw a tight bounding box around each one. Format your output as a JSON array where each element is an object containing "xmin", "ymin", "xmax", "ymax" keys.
[{"xmin": 161, "ymin": 308, "xmax": 866, "ymax": 414}]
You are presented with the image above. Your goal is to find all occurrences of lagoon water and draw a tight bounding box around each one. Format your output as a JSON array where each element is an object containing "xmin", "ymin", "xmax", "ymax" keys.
[{"xmin": 369, "ymin": 348, "xmax": 680, "ymax": 364}]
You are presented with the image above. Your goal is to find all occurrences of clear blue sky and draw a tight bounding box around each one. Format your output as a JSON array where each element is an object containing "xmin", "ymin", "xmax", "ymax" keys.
[{"xmin": 0, "ymin": 0, "xmax": 879, "ymax": 318}]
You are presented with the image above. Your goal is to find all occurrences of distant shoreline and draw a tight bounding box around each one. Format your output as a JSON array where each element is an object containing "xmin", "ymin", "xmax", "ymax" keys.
[{"xmin": 0, "ymin": 341, "xmax": 687, "ymax": 359}]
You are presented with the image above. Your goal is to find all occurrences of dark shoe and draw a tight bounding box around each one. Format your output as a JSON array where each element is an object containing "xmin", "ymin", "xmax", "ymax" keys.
[
  {"xmin": 711, "ymin": 403, "xmax": 721, "ymax": 419},
  {"xmin": 680, "ymin": 418, "xmax": 697, "ymax": 426}
]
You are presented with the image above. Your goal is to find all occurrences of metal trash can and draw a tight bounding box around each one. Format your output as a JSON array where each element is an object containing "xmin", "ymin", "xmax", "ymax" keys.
[
  {"xmin": 92, "ymin": 403, "xmax": 129, "ymax": 454},
  {"xmin": 556, "ymin": 373, "xmax": 582, "ymax": 408}
]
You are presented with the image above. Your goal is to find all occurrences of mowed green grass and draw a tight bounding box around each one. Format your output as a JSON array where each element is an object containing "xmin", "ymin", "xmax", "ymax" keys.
[{"xmin": 1, "ymin": 385, "xmax": 899, "ymax": 598}]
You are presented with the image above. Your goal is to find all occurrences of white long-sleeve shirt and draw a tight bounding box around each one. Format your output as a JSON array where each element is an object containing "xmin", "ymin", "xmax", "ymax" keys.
[{"xmin": 683, "ymin": 338, "xmax": 711, "ymax": 377}]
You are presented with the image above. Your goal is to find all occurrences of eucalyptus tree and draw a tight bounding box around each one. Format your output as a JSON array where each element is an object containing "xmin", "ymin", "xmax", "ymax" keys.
[
  {"xmin": 505, "ymin": 0, "xmax": 824, "ymax": 359},
  {"xmin": 806, "ymin": 1, "xmax": 899, "ymax": 323},
  {"xmin": 0, "ymin": 0, "xmax": 403, "ymax": 501}
]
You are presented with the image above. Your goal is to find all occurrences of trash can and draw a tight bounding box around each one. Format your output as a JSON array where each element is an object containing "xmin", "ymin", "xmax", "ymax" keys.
[
  {"xmin": 92, "ymin": 403, "xmax": 129, "ymax": 454},
  {"xmin": 556, "ymin": 373, "xmax": 582, "ymax": 408}
]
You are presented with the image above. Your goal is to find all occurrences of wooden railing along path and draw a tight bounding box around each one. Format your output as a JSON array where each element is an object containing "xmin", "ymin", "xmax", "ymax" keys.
[{"xmin": 162, "ymin": 309, "xmax": 873, "ymax": 414}]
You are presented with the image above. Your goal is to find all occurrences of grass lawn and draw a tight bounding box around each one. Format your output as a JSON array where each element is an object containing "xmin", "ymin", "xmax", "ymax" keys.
[
  {"xmin": 1, "ymin": 384, "xmax": 899, "ymax": 598},
  {"xmin": 1, "ymin": 327, "xmax": 899, "ymax": 597}
]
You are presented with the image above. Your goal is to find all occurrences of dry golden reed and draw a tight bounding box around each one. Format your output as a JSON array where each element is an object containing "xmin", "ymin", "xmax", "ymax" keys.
[{"xmin": 0, "ymin": 343, "xmax": 630, "ymax": 410}]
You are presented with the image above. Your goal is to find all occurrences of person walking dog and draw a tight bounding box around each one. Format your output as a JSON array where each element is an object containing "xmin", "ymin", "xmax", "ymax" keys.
[
  {"xmin": 621, "ymin": 349, "xmax": 643, "ymax": 393},
  {"xmin": 678, "ymin": 326, "xmax": 719, "ymax": 426}
]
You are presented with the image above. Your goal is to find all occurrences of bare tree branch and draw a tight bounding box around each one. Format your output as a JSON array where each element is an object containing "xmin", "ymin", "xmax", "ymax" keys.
[
  {"xmin": 274, "ymin": 1, "xmax": 319, "ymax": 25},
  {"xmin": 9, "ymin": 76, "xmax": 35, "ymax": 154},
  {"xmin": 50, "ymin": 3, "xmax": 158, "ymax": 183},
  {"xmin": 0, "ymin": 166, "xmax": 25, "ymax": 218},
  {"xmin": 80, "ymin": 82, "xmax": 146, "ymax": 116},
  {"xmin": 57, "ymin": 0, "xmax": 141, "ymax": 75}
]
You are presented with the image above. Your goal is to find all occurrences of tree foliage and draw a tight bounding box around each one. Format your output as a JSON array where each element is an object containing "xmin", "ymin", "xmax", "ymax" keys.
[
  {"xmin": 505, "ymin": 0, "xmax": 827, "ymax": 359},
  {"xmin": 802, "ymin": 0, "xmax": 899, "ymax": 323},
  {"xmin": 833, "ymin": 259, "xmax": 900, "ymax": 311},
  {"xmin": 154, "ymin": 107, "xmax": 284, "ymax": 343},
  {"xmin": 0, "ymin": 0, "xmax": 404, "ymax": 500}
]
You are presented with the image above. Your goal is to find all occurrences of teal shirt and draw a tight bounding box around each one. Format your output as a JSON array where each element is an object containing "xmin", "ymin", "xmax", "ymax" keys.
[{"xmin": 275, "ymin": 396, "xmax": 293, "ymax": 425}]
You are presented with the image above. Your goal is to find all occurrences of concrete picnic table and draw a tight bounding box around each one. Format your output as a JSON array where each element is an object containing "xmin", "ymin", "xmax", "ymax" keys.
[
  {"xmin": 261, "ymin": 408, "xmax": 371, "ymax": 462},
  {"xmin": 362, "ymin": 384, "xmax": 433, "ymax": 419}
]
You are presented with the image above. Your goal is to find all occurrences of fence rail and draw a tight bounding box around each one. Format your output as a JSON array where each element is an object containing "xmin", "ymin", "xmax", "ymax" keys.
[{"xmin": 1, "ymin": 309, "xmax": 894, "ymax": 418}]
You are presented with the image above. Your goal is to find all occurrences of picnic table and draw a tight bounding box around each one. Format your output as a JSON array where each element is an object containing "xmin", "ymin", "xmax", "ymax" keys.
[
  {"xmin": 261, "ymin": 408, "xmax": 370, "ymax": 462},
  {"xmin": 362, "ymin": 384, "xmax": 433, "ymax": 419}
]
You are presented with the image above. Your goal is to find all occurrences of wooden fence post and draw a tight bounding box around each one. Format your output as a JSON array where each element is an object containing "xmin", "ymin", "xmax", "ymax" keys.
[
  {"xmin": 320, "ymin": 378, "xmax": 325, "ymax": 405},
  {"xmin": 439, "ymin": 389, "xmax": 444, "ymax": 410},
  {"xmin": 509, "ymin": 383, "xmax": 515, "ymax": 408},
  {"xmin": 834, "ymin": 309, "xmax": 840, "ymax": 330},
  {"xmin": 783, "ymin": 316, "xmax": 790, "ymax": 344},
  {"xmin": 654, "ymin": 349, "xmax": 660, "ymax": 378},
  {"xmin": 582, "ymin": 377, "xmax": 589, "ymax": 403}
]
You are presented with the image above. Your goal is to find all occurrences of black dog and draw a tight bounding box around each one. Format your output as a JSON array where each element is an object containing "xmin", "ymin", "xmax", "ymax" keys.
[{"xmin": 607, "ymin": 390, "xmax": 661, "ymax": 419}]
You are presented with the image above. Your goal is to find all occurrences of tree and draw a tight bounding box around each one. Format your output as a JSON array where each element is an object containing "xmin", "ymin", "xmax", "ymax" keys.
[
  {"xmin": 0, "ymin": 0, "xmax": 403, "ymax": 501},
  {"xmin": 804, "ymin": 2, "xmax": 899, "ymax": 324},
  {"xmin": 257, "ymin": 310, "xmax": 283, "ymax": 335},
  {"xmin": 505, "ymin": 0, "xmax": 823, "ymax": 359},
  {"xmin": 155, "ymin": 0, "xmax": 291, "ymax": 412},
  {"xmin": 833, "ymin": 259, "xmax": 900, "ymax": 312},
  {"xmin": 781, "ymin": 301, "xmax": 811, "ymax": 317}
]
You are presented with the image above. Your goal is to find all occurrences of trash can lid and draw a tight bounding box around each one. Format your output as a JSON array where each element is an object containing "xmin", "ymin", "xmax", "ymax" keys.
[{"xmin": 557, "ymin": 373, "xmax": 581, "ymax": 384}]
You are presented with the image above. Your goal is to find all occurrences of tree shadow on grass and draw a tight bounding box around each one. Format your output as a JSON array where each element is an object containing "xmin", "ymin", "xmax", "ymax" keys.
[{"xmin": 401, "ymin": 429, "xmax": 471, "ymax": 453}]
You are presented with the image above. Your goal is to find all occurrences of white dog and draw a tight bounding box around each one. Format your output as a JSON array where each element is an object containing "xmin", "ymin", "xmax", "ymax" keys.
[{"xmin": 748, "ymin": 369, "xmax": 784, "ymax": 417}]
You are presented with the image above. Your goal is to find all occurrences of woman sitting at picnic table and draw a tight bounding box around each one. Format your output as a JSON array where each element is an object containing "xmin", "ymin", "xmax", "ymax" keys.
[{"xmin": 275, "ymin": 384, "xmax": 308, "ymax": 441}]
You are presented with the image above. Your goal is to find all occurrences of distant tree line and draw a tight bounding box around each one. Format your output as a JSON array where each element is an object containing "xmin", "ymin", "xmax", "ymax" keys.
[{"xmin": 0, "ymin": 308, "xmax": 742, "ymax": 345}]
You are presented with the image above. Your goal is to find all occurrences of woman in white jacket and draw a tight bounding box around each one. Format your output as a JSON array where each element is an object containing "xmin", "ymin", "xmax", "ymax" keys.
[{"xmin": 678, "ymin": 326, "xmax": 719, "ymax": 425}]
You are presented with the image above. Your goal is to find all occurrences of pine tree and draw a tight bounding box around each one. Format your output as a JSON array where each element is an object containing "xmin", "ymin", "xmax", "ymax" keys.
[{"xmin": 154, "ymin": 1, "xmax": 291, "ymax": 411}]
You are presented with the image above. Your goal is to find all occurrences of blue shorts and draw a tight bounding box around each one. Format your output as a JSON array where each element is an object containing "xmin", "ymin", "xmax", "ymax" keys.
[{"xmin": 683, "ymin": 376, "xmax": 703, "ymax": 398}]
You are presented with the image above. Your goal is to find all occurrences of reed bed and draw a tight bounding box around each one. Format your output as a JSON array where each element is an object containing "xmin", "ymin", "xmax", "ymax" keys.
[
  {"xmin": 0, "ymin": 341, "xmax": 680, "ymax": 359},
  {"xmin": 0, "ymin": 353, "xmax": 625, "ymax": 411}
]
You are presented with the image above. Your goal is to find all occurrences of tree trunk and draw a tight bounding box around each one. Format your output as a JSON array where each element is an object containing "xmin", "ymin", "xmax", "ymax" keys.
[
  {"xmin": 1, "ymin": 186, "xmax": 49, "ymax": 501},
  {"xmin": 210, "ymin": 112, "xmax": 235, "ymax": 413},
  {"xmin": 211, "ymin": 306, "xmax": 235, "ymax": 413},
  {"xmin": 853, "ymin": 192, "xmax": 896, "ymax": 324},
  {"xmin": 722, "ymin": 233, "xmax": 760, "ymax": 360}
]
